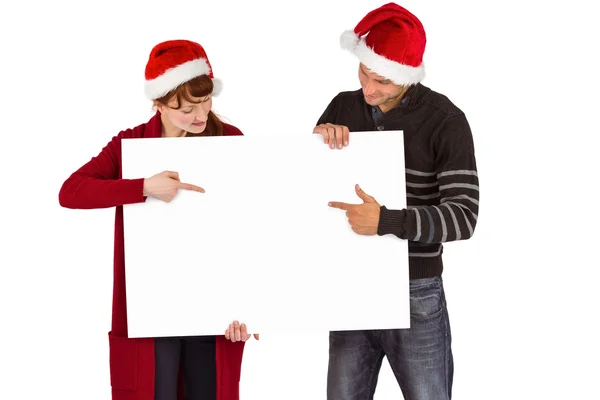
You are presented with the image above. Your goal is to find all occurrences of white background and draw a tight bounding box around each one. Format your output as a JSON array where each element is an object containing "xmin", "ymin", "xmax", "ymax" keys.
[{"xmin": 1, "ymin": 0, "xmax": 599, "ymax": 399}]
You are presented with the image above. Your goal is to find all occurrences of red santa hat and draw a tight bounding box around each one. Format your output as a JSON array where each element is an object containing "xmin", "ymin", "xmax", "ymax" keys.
[
  {"xmin": 340, "ymin": 3, "xmax": 426, "ymax": 85},
  {"xmin": 144, "ymin": 39, "xmax": 222, "ymax": 100}
]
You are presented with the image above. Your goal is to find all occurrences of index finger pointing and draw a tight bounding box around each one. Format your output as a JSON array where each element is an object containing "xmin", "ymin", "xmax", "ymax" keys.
[
  {"xmin": 179, "ymin": 182, "xmax": 205, "ymax": 193},
  {"xmin": 328, "ymin": 201, "xmax": 354, "ymax": 211}
]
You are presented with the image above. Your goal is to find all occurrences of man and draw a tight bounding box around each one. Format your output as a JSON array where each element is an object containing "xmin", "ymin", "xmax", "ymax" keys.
[{"xmin": 313, "ymin": 3, "xmax": 479, "ymax": 399}]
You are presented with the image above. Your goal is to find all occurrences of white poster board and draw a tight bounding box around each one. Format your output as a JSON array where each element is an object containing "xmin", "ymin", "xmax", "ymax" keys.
[{"xmin": 121, "ymin": 131, "xmax": 409, "ymax": 338}]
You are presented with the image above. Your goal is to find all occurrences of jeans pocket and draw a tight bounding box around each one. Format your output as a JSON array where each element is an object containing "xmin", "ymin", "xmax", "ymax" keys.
[
  {"xmin": 108, "ymin": 331, "xmax": 138, "ymax": 392},
  {"xmin": 409, "ymin": 278, "xmax": 443, "ymax": 321}
]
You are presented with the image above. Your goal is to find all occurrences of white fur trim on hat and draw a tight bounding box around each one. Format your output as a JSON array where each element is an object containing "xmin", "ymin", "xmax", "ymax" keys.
[
  {"xmin": 340, "ymin": 30, "xmax": 360, "ymax": 51},
  {"xmin": 340, "ymin": 30, "xmax": 425, "ymax": 86},
  {"xmin": 145, "ymin": 58, "xmax": 221, "ymax": 100}
]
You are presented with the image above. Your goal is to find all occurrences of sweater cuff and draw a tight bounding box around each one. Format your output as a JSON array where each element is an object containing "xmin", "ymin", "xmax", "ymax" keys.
[
  {"xmin": 121, "ymin": 178, "xmax": 147, "ymax": 204},
  {"xmin": 377, "ymin": 206, "xmax": 406, "ymax": 238}
]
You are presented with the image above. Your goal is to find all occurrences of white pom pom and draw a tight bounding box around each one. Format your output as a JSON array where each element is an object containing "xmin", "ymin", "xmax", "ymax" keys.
[
  {"xmin": 340, "ymin": 30, "xmax": 359, "ymax": 50},
  {"xmin": 212, "ymin": 78, "xmax": 222, "ymax": 96}
]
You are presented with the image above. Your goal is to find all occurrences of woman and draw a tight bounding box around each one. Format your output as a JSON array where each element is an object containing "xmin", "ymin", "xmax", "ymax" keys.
[{"xmin": 58, "ymin": 39, "xmax": 258, "ymax": 400}]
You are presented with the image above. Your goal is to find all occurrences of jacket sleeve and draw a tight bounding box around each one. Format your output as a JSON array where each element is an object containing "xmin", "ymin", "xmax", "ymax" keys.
[
  {"xmin": 58, "ymin": 131, "xmax": 147, "ymax": 209},
  {"xmin": 377, "ymin": 113, "xmax": 479, "ymax": 242}
]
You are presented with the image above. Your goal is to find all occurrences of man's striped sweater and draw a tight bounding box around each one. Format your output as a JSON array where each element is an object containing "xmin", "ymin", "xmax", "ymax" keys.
[{"xmin": 316, "ymin": 83, "xmax": 479, "ymax": 280}]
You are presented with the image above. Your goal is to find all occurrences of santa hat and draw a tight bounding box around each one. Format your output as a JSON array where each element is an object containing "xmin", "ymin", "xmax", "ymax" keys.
[
  {"xmin": 340, "ymin": 3, "xmax": 426, "ymax": 85},
  {"xmin": 144, "ymin": 39, "xmax": 222, "ymax": 100}
]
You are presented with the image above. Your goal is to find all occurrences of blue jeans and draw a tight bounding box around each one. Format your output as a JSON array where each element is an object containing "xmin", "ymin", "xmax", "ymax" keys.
[{"xmin": 327, "ymin": 276, "xmax": 453, "ymax": 400}]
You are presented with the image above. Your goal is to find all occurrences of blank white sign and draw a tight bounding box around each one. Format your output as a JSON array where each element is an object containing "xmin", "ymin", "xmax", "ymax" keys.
[{"xmin": 121, "ymin": 131, "xmax": 409, "ymax": 338}]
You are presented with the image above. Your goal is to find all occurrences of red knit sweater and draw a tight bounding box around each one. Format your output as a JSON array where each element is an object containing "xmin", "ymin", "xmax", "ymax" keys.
[{"xmin": 59, "ymin": 112, "xmax": 246, "ymax": 400}]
